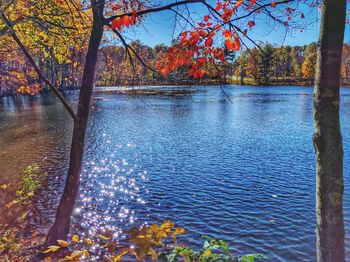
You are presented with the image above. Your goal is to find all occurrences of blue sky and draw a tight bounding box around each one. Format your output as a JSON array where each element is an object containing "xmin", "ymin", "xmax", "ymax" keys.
[{"xmin": 119, "ymin": 2, "xmax": 350, "ymax": 48}]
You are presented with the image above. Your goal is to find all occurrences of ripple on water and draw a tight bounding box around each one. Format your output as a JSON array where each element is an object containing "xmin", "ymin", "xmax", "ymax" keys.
[{"xmin": 0, "ymin": 86, "xmax": 350, "ymax": 261}]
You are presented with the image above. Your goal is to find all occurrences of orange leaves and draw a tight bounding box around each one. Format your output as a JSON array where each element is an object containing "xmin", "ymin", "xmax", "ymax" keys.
[
  {"xmin": 157, "ymin": 2, "xmax": 246, "ymax": 80},
  {"xmin": 248, "ymin": 20, "xmax": 255, "ymax": 28},
  {"xmin": 224, "ymin": 29, "xmax": 241, "ymax": 51},
  {"xmin": 215, "ymin": 1, "xmax": 223, "ymax": 11},
  {"xmin": 223, "ymin": 29, "xmax": 240, "ymax": 51},
  {"xmin": 221, "ymin": 8, "xmax": 234, "ymax": 22},
  {"xmin": 223, "ymin": 29, "xmax": 233, "ymax": 39},
  {"xmin": 247, "ymin": 0, "xmax": 256, "ymax": 10},
  {"xmin": 110, "ymin": 1, "xmax": 144, "ymax": 31},
  {"xmin": 213, "ymin": 48, "xmax": 225, "ymax": 62},
  {"xmin": 188, "ymin": 32, "xmax": 200, "ymax": 46},
  {"xmin": 225, "ymin": 37, "xmax": 241, "ymax": 51},
  {"xmin": 197, "ymin": 57, "xmax": 207, "ymax": 64},
  {"xmin": 215, "ymin": 0, "xmax": 250, "ymax": 22},
  {"xmin": 112, "ymin": 4, "xmax": 122, "ymax": 11},
  {"xmin": 180, "ymin": 31, "xmax": 188, "ymax": 45},
  {"xmin": 111, "ymin": 18, "xmax": 123, "ymax": 30},
  {"xmin": 156, "ymin": 0, "xmax": 284, "ymax": 79},
  {"xmin": 111, "ymin": 14, "xmax": 136, "ymax": 31},
  {"xmin": 157, "ymin": 45, "xmax": 192, "ymax": 75},
  {"xmin": 17, "ymin": 84, "xmax": 41, "ymax": 95},
  {"xmin": 234, "ymin": 0, "xmax": 244, "ymax": 10},
  {"xmin": 205, "ymin": 37, "xmax": 213, "ymax": 48},
  {"xmin": 189, "ymin": 68, "xmax": 206, "ymax": 78}
]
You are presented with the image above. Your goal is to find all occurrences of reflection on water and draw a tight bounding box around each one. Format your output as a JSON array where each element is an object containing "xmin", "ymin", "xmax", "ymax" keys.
[
  {"xmin": 73, "ymin": 143, "xmax": 148, "ymax": 237},
  {"xmin": 0, "ymin": 86, "xmax": 349, "ymax": 261}
]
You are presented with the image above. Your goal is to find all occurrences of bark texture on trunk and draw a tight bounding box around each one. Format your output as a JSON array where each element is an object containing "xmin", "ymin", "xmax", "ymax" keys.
[
  {"xmin": 45, "ymin": 0, "xmax": 105, "ymax": 244},
  {"xmin": 313, "ymin": 1, "xmax": 346, "ymax": 261}
]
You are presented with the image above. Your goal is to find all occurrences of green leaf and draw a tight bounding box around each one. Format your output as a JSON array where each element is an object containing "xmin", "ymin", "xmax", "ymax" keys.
[{"xmin": 239, "ymin": 253, "xmax": 268, "ymax": 262}]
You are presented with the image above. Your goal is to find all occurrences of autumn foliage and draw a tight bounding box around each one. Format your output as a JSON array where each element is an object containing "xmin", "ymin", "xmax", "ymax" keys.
[
  {"xmin": 0, "ymin": 0, "xmax": 90, "ymax": 95},
  {"xmin": 110, "ymin": 0, "xmax": 146, "ymax": 30},
  {"xmin": 1, "ymin": 0, "xmax": 312, "ymax": 94},
  {"xmin": 156, "ymin": 1, "xmax": 251, "ymax": 78},
  {"xmin": 105, "ymin": 0, "xmax": 289, "ymax": 79}
]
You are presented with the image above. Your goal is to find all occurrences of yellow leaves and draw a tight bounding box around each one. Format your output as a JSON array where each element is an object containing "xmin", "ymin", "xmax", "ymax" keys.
[
  {"xmin": 83, "ymin": 238, "xmax": 93, "ymax": 245},
  {"xmin": 59, "ymin": 249, "xmax": 89, "ymax": 261},
  {"xmin": 1, "ymin": 236, "xmax": 9, "ymax": 242},
  {"xmin": 99, "ymin": 234, "xmax": 111, "ymax": 241},
  {"xmin": 113, "ymin": 248, "xmax": 129, "ymax": 262},
  {"xmin": 21, "ymin": 211, "xmax": 29, "ymax": 220},
  {"xmin": 5, "ymin": 200, "xmax": 18, "ymax": 209},
  {"xmin": 148, "ymin": 247, "xmax": 159, "ymax": 260},
  {"xmin": 37, "ymin": 222, "xmax": 188, "ymax": 261},
  {"xmin": 17, "ymin": 84, "xmax": 41, "ymax": 95},
  {"xmin": 43, "ymin": 245, "xmax": 61, "ymax": 254},
  {"xmin": 0, "ymin": 184, "xmax": 9, "ymax": 190},
  {"xmin": 57, "ymin": 240, "xmax": 70, "ymax": 247},
  {"xmin": 174, "ymin": 227, "xmax": 186, "ymax": 235},
  {"xmin": 127, "ymin": 221, "xmax": 187, "ymax": 261},
  {"xmin": 203, "ymin": 249, "xmax": 212, "ymax": 257},
  {"xmin": 160, "ymin": 220, "xmax": 174, "ymax": 232},
  {"xmin": 302, "ymin": 57, "xmax": 315, "ymax": 79},
  {"xmin": 71, "ymin": 234, "xmax": 79, "ymax": 243},
  {"xmin": 172, "ymin": 227, "xmax": 186, "ymax": 242},
  {"xmin": 2, "ymin": 0, "xmax": 91, "ymax": 70}
]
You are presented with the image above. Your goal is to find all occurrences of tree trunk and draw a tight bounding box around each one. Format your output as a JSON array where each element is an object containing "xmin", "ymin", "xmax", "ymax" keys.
[
  {"xmin": 45, "ymin": 0, "xmax": 105, "ymax": 244},
  {"xmin": 313, "ymin": 1, "xmax": 346, "ymax": 261},
  {"xmin": 240, "ymin": 74, "xmax": 244, "ymax": 85}
]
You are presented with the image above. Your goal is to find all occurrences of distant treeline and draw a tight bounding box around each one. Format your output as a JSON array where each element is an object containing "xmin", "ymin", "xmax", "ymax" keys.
[
  {"xmin": 95, "ymin": 41, "xmax": 228, "ymax": 87},
  {"xmin": 0, "ymin": 41, "xmax": 227, "ymax": 96},
  {"xmin": 232, "ymin": 42, "xmax": 350, "ymax": 86},
  {"xmin": 1, "ymin": 41, "xmax": 350, "ymax": 96}
]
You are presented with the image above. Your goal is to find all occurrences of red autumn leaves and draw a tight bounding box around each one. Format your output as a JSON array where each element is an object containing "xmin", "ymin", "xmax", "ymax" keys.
[
  {"xmin": 157, "ymin": 0, "xmax": 260, "ymax": 79},
  {"xmin": 110, "ymin": 0, "xmax": 278, "ymax": 79},
  {"xmin": 111, "ymin": 11, "xmax": 137, "ymax": 31},
  {"xmin": 110, "ymin": 1, "xmax": 142, "ymax": 31},
  {"xmin": 157, "ymin": 13, "xmax": 241, "ymax": 79}
]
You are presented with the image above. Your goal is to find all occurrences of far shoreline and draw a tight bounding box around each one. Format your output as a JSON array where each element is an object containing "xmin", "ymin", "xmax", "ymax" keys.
[{"xmin": 2, "ymin": 83, "xmax": 350, "ymax": 98}]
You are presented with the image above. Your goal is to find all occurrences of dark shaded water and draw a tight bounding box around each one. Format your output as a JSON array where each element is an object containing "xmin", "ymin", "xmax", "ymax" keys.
[{"xmin": 0, "ymin": 86, "xmax": 349, "ymax": 261}]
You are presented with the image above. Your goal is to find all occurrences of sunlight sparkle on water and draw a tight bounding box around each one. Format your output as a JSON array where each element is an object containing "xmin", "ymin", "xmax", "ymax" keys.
[{"xmin": 71, "ymin": 139, "xmax": 149, "ymax": 243}]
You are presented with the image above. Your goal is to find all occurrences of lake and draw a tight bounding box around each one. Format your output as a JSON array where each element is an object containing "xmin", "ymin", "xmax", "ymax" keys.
[{"xmin": 0, "ymin": 85, "xmax": 349, "ymax": 261}]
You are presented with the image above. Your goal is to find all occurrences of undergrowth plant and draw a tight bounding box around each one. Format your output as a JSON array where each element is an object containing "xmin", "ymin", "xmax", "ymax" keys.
[{"xmin": 43, "ymin": 221, "xmax": 267, "ymax": 262}]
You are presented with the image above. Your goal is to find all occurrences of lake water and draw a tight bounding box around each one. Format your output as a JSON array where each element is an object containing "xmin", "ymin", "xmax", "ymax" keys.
[{"xmin": 0, "ymin": 85, "xmax": 349, "ymax": 261}]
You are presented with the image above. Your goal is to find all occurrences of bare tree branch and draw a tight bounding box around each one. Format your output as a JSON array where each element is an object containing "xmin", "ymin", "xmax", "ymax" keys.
[
  {"xmin": 106, "ymin": 22, "xmax": 161, "ymax": 75},
  {"xmin": 105, "ymin": 0, "xmax": 205, "ymax": 22}
]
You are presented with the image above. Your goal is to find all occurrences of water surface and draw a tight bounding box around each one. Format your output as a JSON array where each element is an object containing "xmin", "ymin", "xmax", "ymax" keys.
[{"xmin": 0, "ymin": 85, "xmax": 349, "ymax": 261}]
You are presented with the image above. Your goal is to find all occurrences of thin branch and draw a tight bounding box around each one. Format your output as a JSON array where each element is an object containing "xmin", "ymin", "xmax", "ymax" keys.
[
  {"xmin": 105, "ymin": 0, "xmax": 205, "ymax": 22},
  {"xmin": 107, "ymin": 22, "xmax": 160, "ymax": 75}
]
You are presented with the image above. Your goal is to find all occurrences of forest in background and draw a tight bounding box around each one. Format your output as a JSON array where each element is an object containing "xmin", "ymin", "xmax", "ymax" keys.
[{"xmin": 2, "ymin": 41, "xmax": 350, "ymax": 96}]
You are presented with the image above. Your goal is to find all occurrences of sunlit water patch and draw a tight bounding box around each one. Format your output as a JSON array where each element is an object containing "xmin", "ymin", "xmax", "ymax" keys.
[
  {"xmin": 71, "ymin": 140, "xmax": 149, "ymax": 238},
  {"xmin": 0, "ymin": 86, "xmax": 350, "ymax": 261}
]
